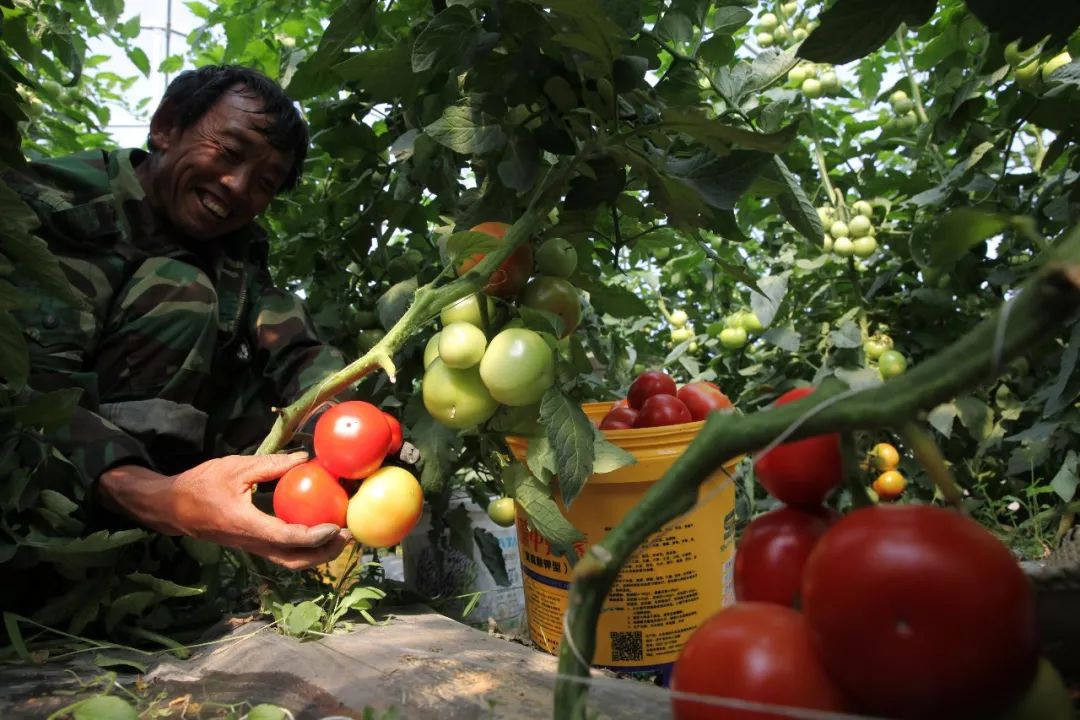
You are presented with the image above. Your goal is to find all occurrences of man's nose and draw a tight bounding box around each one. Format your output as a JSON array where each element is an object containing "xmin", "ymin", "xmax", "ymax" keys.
[{"xmin": 220, "ymin": 165, "xmax": 254, "ymax": 198}]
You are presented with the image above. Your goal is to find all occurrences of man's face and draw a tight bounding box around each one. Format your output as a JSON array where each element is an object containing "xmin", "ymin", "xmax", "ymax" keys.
[{"xmin": 145, "ymin": 87, "xmax": 292, "ymax": 240}]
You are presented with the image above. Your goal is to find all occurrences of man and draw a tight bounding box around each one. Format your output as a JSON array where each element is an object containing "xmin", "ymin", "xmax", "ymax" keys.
[{"xmin": 6, "ymin": 66, "xmax": 350, "ymax": 569}]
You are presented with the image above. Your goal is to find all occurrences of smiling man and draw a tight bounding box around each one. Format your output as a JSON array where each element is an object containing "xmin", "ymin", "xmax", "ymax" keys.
[{"xmin": 5, "ymin": 66, "xmax": 350, "ymax": 570}]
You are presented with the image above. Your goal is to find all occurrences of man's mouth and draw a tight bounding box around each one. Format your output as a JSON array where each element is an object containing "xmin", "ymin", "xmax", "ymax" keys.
[{"xmin": 196, "ymin": 190, "xmax": 230, "ymax": 220}]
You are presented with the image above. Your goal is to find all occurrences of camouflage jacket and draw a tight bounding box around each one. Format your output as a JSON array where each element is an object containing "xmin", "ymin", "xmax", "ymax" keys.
[{"xmin": 3, "ymin": 148, "xmax": 346, "ymax": 482}]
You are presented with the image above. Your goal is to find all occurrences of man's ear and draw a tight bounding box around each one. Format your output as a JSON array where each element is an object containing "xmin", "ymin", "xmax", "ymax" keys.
[{"xmin": 148, "ymin": 100, "xmax": 180, "ymax": 151}]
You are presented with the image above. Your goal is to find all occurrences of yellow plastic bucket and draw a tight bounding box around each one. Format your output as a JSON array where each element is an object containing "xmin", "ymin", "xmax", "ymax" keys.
[{"xmin": 505, "ymin": 401, "xmax": 740, "ymax": 675}]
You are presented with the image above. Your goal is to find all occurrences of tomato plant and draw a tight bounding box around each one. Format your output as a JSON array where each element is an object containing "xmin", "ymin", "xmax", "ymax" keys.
[
  {"xmin": 273, "ymin": 461, "xmax": 349, "ymax": 527},
  {"xmin": 346, "ymin": 466, "xmax": 424, "ymax": 548},
  {"xmin": 753, "ymin": 388, "xmax": 843, "ymax": 507},
  {"xmin": 802, "ymin": 505, "xmax": 1039, "ymax": 719},
  {"xmin": 313, "ymin": 401, "xmax": 392, "ymax": 480},
  {"xmin": 733, "ymin": 505, "xmax": 831, "ymax": 607}
]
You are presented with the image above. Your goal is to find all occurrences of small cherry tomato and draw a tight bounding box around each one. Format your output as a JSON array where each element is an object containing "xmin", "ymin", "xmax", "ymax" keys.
[
  {"xmin": 627, "ymin": 370, "xmax": 677, "ymax": 409},
  {"xmin": 273, "ymin": 461, "xmax": 349, "ymax": 527},
  {"xmin": 634, "ymin": 394, "xmax": 692, "ymax": 427},
  {"xmin": 872, "ymin": 470, "xmax": 906, "ymax": 500},
  {"xmin": 869, "ymin": 442, "xmax": 900, "ymax": 471},
  {"xmin": 599, "ymin": 406, "xmax": 639, "ymax": 430}
]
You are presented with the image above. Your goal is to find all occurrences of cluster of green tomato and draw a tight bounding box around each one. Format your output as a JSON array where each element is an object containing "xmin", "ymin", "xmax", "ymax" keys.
[
  {"xmin": 880, "ymin": 90, "xmax": 919, "ymax": 135},
  {"xmin": 787, "ymin": 62, "xmax": 840, "ymax": 99},
  {"xmin": 718, "ymin": 310, "xmax": 763, "ymax": 350},
  {"xmin": 1008, "ymin": 41, "xmax": 1072, "ymax": 91},
  {"xmin": 863, "ymin": 332, "xmax": 908, "ymax": 380},
  {"xmin": 755, "ymin": 2, "xmax": 817, "ymax": 49},
  {"xmin": 818, "ymin": 200, "xmax": 878, "ymax": 259},
  {"xmin": 667, "ymin": 308, "xmax": 699, "ymax": 352}
]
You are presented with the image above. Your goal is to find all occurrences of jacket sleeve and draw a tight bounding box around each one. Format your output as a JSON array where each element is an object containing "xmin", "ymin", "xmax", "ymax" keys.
[{"xmin": 50, "ymin": 405, "xmax": 156, "ymax": 482}]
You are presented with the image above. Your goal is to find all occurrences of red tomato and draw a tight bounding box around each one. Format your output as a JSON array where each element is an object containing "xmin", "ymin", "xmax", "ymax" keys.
[
  {"xmin": 383, "ymin": 412, "xmax": 403, "ymax": 456},
  {"xmin": 671, "ymin": 603, "xmax": 851, "ymax": 720},
  {"xmin": 627, "ymin": 370, "xmax": 677, "ymax": 410},
  {"xmin": 456, "ymin": 221, "xmax": 533, "ymax": 298},
  {"xmin": 677, "ymin": 381, "xmax": 733, "ymax": 421},
  {"xmin": 314, "ymin": 401, "xmax": 392, "ymax": 480},
  {"xmin": 612, "ymin": 398, "xmax": 630, "ymax": 410},
  {"xmin": 734, "ymin": 505, "xmax": 831, "ymax": 607},
  {"xmin": 273, "ymin": 461, "xmax": 349, "ymax": 527},
  {"xmin": 634, "ymin": 394, "xmax": 692, "ymax": 427},
  {"xmin": 599, "ymin": 406, "xmax": 638, "ymax": 430},
  {"xmin": 802, "ymin": 505, "xmax": 1038, "ymax": 719},
  {"xmin": 753, "ymin": 387, "xmax": 842, "ymax": 507}
]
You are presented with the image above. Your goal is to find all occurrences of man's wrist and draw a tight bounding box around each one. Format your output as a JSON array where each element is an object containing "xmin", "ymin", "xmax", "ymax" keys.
[{"xmin": 96, "ymin": 464, "xmax": 179, "ymax": 534}]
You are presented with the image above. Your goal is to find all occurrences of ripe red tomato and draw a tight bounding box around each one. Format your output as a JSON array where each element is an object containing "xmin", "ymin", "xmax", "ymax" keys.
[
  {"xmin": 612, "ymin": 398, "xmax": 630, "ymax": 410},
  {"xmin": 677, "ymin": 381, "xmax": 733, "ymax": 421},
  {"xmin": 599, "ymin": 406, "xmax": 638, "ymax": 430},
  {"xmin": 273, "ymin": 461, "xmax": 349, "ymax": 527},
  {"xmin": 457, "ymin": 221, "xmax": 533, "ymax": 298},
  {"xmin": 634, "ymin": 394, "xmax": 692, "ymax": 427},
  {"xmin": 734, "ymin": 505, "xmax": 831, "ymax": 607},
  {"xmin": 671, "ymin": 603, "xmax": 851, "ymax": 720},
  {"xmin": 627, "ymin": 370, "xmax": 677, "ymax": 410},
  {"xmin": 753, "ymin": 387, "xmax": 842, "ymax": 507},
  {"xmin": 802, "ymin": 505, "xmax": 1039, "ymax": 719},
  {"xmin": 314, "ymin": 401, "xmax": 392, "ymax": 480},
  {"xmin": 383, "ymin": 412, "xmax": 403, "ymax": 456}
]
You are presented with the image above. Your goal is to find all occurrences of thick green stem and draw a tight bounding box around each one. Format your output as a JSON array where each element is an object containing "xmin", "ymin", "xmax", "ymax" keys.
[
  {"xmin": 553, "ymin": 232, "xmax": 1080, "ymax": 719},
  {"xmin": 899, "ymin": 420, "xmax": 965, "ymax": 509}
]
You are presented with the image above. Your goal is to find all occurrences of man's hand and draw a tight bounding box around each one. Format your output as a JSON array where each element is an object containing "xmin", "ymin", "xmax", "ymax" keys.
[{"xmin": 97, "ymin": 453, "xmax": 350, "ymax": 570}]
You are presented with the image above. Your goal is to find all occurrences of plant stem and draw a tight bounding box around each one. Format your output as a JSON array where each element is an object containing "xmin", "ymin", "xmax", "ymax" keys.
[
  {"xmin": 899, "ymin": 420, "xmax": 965, "ymax": 510},
  {"xmin": 553, "ymin": 227, "xmax": 1080, "ymax": 718}
]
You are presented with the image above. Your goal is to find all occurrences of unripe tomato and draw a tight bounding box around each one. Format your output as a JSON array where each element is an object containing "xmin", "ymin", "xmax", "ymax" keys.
[
  {"xmin": 440, "ymin": 294, "xmax": 496, "ymax": 328},
  {"xmin": 801, "ymin": 77, "xmax": 823, "ymax": 98},
  {"xmin": 479, "ymin": 328, "xmax": 555, "ymax": 406},
  {"xmin": 758, "ymin": 12, "xmax": 778, "ymax": 30},
  {"xmin": 520, "ymin": 276, "xmax": 582, "ymax": 337},
  {"xmin": 998, "ymin": 657, "xmax": 1073, "ymax": 720},
  {"xmin": 832, "ymin": 236, "xmax": 854, "ymax": 256},
  {"xmin": 889, "ymin": 89, "xmax": 912, "ymax": 113},
  {"xmin": 346, "ymin": 466, "xmax": 423, "ymax": 548},
  {"xmin": 534, "ymin": 237, "xmax": 577, "ymax": 277},
  {"xmin": 599, "ymin": 406, "xmax": 639, "ymax": 430},
  {"xmin": 869, "ymin": 442, "xmax": 899, "ymax": 471},
  {"xmin": 670, "ymin": 327, "xmax": 692, "ymax": 343},
  {"xmin": 782, "ymin": 1, "xmax": 798, "ymax": 15},
  {"xmin": 896, "ymin": 111, "xmax": 919, "ymax": 132},
  {"xmin": 734, "ymin": 505, "xmax": 833, "ymax": 607},
  {"xmin": 438, "ymin": 321, "xmax": 487, "ymax": 369},
  {"xmin": 847, "ymin": 214, "xmax": 872, "ymax": 238},
  {"xmin": 382, "ymin": 412, "xmax": 403, "ymax": 456},
  {"xmin": 816, "ymin": 206, "xmax": 833, "ymax": 224},
  {"xmin": 1041, "ymin": 51, "xmax": 1072, "ymax": 81},
  {"xmin": 872, "ymin": 470, "xmax": 906, "ymax": 500},
  {"xmin": 756, "ymin": 32, "xmax": 774, "ymax": 47},
  {"xmin": 788, "ymin": 65, "xmax": 807, "ymax": 85},
  {"xmin": 829, "ymin": 220, "xmax": 849, "ymax": 238},
  {"xmin": 423, "ymin": 358, "xmax": 499, "ymax": 429},
  {"xmin": 423, "ymin": 332, "xmax": 441, "ymax": 369},
  {"xmin": 819, "ymin": 70, "xmax": 839, "ymax": 93},
  {"xmin": 772, "ymin": 25, "xmax": 790, "ymax": 42},
  {"xmin": 851, "ymin": 235, "xmax": 877, "ymax": 258},
  {"xmin": 802, "ymin": 505, "xmax": 1039, "ymax": 718},
  {"xmin": 739, "ymin": 311, "xmax": 763, "ymax": 332},
  {"xmin": 821, "ymin": 234, "xmax": 833, "ymax": 252},
  {"xmin": 634, "ymin": 394, "xmax": 692, "ymax": 427},
  {"xmin": 273, "ymin": 461, "xmax": 349, "ymax": 527},
  {"xmin": 753, "ymin": 387, "xmax": 842, "ymax": 507},
  {"xmin": 878, "ymin": 349, "xmax": 908, "ymax": 378},
  {"xmin": 676, "ymin": 381, "xmax": 733, "ymax": 421},
  {"xmin": 487, "ymin": 497, "xmax": 517, "ymax": 527},
  {"xmin": 671, "ymin": 603, "xmax": 851, "ymax": 720},
  {"xmin": 456, "ymin": 221, "xmax": 533, "ymax": 298},
  {"xmin": 720, "ymin": 326, "xmax": 748, "ymax": 349},
  {"xmin": 627, "ymin": 370, "xmax": 677, "ymax": 410},
  {"xmin": 314, "ymin": 401, "xmax": 393, "ymax": 480},
  {"xmin": 669, "ymin": 309, "xmax": 689, "ymax": 328},
  {"xmin": 792, "ymin": 27, "xmax": 808, "ymax": 41},
  {"xmin": 852, "ymin": 199, "xmax": 874, "ymax": 218}
]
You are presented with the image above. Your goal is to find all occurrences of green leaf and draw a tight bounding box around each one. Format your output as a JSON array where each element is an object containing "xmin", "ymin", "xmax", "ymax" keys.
[
  {"xmin": 660, "ymin": 109, "xmax": 797, "ymax": 154},
  {"xmin": 503, "ymin": 463, "xmax": 583, "ymax": 547},
  {"xmin": 1043, "ymin": 322, "xmax": 1080, "ymax": 417},
  {"xmin": 1051, "ymin": 451, "xmax": 1079, "ymax": 502},
  {"xmin": 127, "ymin": 48, "xmax": 150, "ymax": 77},
  {"xmin": 665, "ymin": 150, "xmax": 773, "ymax": 211},
  {"xmin": 12, "ymin": 388, "xmax": 81, "ymax": 429},
  {"xmin": 0, "ymin": 312, "xmax": 28, "ymax": 390},
  {"xmin": 525, "ymin": 432, "xmax": 558, "ymax": 480},
  {"xmin": 762, "ymin": 326, "xmax": 801, "ymax": 352},
  {"xmin": 412, "ymin": 408, "xmax": 463, "ymax": 493},
  {"xmin": 710, "ymin": 6, "xmax": 753, "ymax": 34},
  {"xmin": 539, "ymin": 388, "xmax": 594, "ymax": 506},
  {"xmin": 339, "ymin": 585, "xmax": 386, "ymax": 611},
  {"xmin": 93, "ymin": 654, "xmax": 148, "ymax": 674},
  {"xmin": 72, "ymin": 695, "xmax": 138, "ymax": 720},
  {"xmin": 424, "ymin": 105, "xmax": 507, "ymax": 155},
  {"xmin": 157, "ymin": 55, "xmax": 184, "ymax": 74},
  {"xmin": 30, "ymin": 529, "xmax": 148, "ymax": 556},
  {"xmin": 497, "ymin": 132, "xmax": 541, "ymax": 193},
  {"xmin": 964, "ymin": 0, "xmax": 1080, "ymax": 50},
  {"xmin": 412, "ymin": 6, "xmax": 480, "ymax": 73},
  {"xmin": 829, "ymin": 320, "xmax": 862, "ymax": 349},
  {"xmin": 333, "ymin": 44, "xmax": 415, "ymax": 102},
  {"xmin": 1, "ymin": 190, "xmax": 86, "ymax": 308},
  {"xmin": 3, "ymin": 613, "xmax": 30, "ymax": 661},
  {"xmin": 591, "ymin": 429, "xmax": 635, "ymax": 475},
  {"xmin": 955, "ymin": 396, "xmax": 993, "ymax": 442},
  {"xmin": 799, "ymin": 0, "xmax": 937, "ymax": 65},
  {"xmin": 185, "ymin": 2, "xmax": 212, "ymax": 20},
  {"xmin": 445, "ymin": 230, "xmax": 503, "ymax": 265},
  {"xmin": 928, "ymin": 208, "xmax": 1011, "ymax": 268},
  {"xmin": 90, "ymin": 0, "xmax": 123, "ymax": 26},
  {"xmin": 473, "ymin": 527, "xmax": 510, "ymax": 586},
  {"xmin": 928, "ymin": 403, "xmax": 958, "ymax": 438},
  {"xmin": 375, "ymin": 277, "xmax": 417, "ymax": 332},
  {"xmin": 542, "ymin": 0, "xmax": 625, "ymax": 72},
  {"xmin": 283, "ymin": 600, "xmax": 324, "ymax": 635},
  {"xmin": 127, "ymin": 572, "xmax": 205, "ymax": 598},
  {"xmin": 286, "ymin": 0, "xmax": 377, "ymax": 99},
  {"xmin": 573, "ymin": 276, "xmax": 651, "ymax": 318},
  {"xmin": 773, "ymin": 157, "xmax": 825, "ymax": 245},
  {"xmin": 749, "ymin": 275, "xmax": 788, "ymax": 328}
]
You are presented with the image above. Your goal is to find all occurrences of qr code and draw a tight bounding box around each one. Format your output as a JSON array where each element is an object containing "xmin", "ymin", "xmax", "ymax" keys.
[{"xmin": 610, "ymin": 631, "xmax": 643, "ymax": 662}]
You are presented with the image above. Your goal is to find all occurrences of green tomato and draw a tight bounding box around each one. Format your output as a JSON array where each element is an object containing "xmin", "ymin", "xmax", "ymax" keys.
[
  {"xmin": 848, "ymin": 214, "xmax": 873, "ymax": 238},
  {"xmin": 852, "ymin": 235, "xmax": 878, "ymax": 258},
  {"xmin": 357, "ymin": 328, "xmax": 386, "ymax": 352},
  {"xmin": 822, "ymin": 234, "xmax": 834, "ymax": 252},
  {"xmin": 670, "ymin": 309, "xmax": 689, "ymax": 328},
  {"xmin": 782, "ymin": 2, "xmax": 798, "ymax": 15},
  {"xmin": 740, "ymin": 311, "xmax": 763, "ymax": 333},
  {"xmin": 725, "ymin": 312, "xmax": 745, "ymax": 328},
  {"xmin": 772, "ymin": 25, "xmax": 790, "ymax": 42},
  {"xmin": 72, "ymin": 696, "xmax": 139, "ymax": 720},
  {"xmin": 792, "ymin": 27, "xmax": 808, "ymax": 41},
  {"xmin": 896, "ymin": 111, "xmax": 919, "ymax": 132},
  {"xmin": 423, "ymin": 359, "xmax": 499, "ymax": 429},
  {"xmin": 802, "ymin": 63, "xmax": 818, "ymax": 79},
  {"xmin": 671, "ymin": 327, "xmax": 692, "ymax": 343},
  {"xmin": 441, "ymin": 294, "xmax": 496, "ymax": 329},
  {"xmin": 424, "ymin": 332, "xmax": 441, "ymax": 369},
  {"xmin": 479, "ymin": 328, "xmax": 555, "ymax": 406},
  {"xmin": 520, "ymin": 276, "xmax": 582, "ymax": 337},
  {"xmin": 535, "ymin": 237, "xmax": 578, "ymax": 277},
  {"xmin": 829, "ymin": 220, "xmax": 849, "ymax": 239},
  {"xmin": 889, "ymin": 89, "xmax": 912, "ymax": 113},
  {"xmin": 819, "ymin": 70, "xmax": 839, "ymax": 93},
  {"xmin": 801, "ymin": 78, "xmax": 823, "ymax": 98},
  {"xmin": 833, "ymin": 236, "xmax": 855, "ymax": 257},
  {"xmin": 878, "ymin": 349, "xmax": 908, "ymax": 379},
  {"xmin": 719, "ymin": 326, "xmax": 748, "ymax": 349},
  {"xmin": 816, "ymin": 206, "xmax": 834, "ymax": 224},
  {"xmin": 852, "ymin": 200, "xmax": 874, "ymax": 218},
  {"xmin": 757, "ymin": 32, "xmax": 775, "ymax": 47},
  {"xmin": 487, "ymin": 497, "xmax": 517, "ymax": 527},
  {"xmin": 354, "ymin": 309, "xmax": 379, "ymax": 328},
  {"xmin": 759, "ymin": 12, "xmax": 778, "ymax": 30},
  {"xmin": 246, "ymin": 705, "xmax": 289, "ymax": 720},
  {"xmin": 1041, "ymin": 51, "xmax": 1072, "ymax": 81},
  {"xmin": 788, "ymin": 66, "xmax": 808, "ymax": 85},
  {"xmin": 996, "ymin": 657, "xmax": 1073, "ymax": 720},
  {"xmin": 688, "ymin": 341, "xmax": 699, "ymax": 353},
  {"xmin": 439, "ymin": 322, "xmax": 487, "ymax": 369},
  {"xmin": 864, "ymin": 338, "xmax": 886, "ymax": 360}
]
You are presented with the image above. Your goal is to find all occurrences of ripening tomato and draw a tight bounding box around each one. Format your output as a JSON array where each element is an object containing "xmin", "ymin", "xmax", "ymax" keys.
[
  {"xmin": 753, "ymin": 387, "xmax": 842, "ymax": 507},
  {"xmin": 346, "ymin": 466, "xmax": 424, "ymax": 548},
  {"xmin": 677, "ymin": 381, "xmax": 733, "ymax": 421},
  {"xmin": 872, "ymin": 469, "xmax": 906, "ymax": 500},
  {"xmin": 520, "ymin": 276, "xmax": 582, "ymax": 337},
  {"xmin": 314, "ymin": 401, "xmax": 392, "ymax": 480},
  {"xmin": 627, "ymin": 370, "xmax": 677, "ymax": 410},
  {"xmin": 802, "ymin": 505, "xmax": 1039, "ymax": 719},
  {"xmin": 273, "ymin": 461, "xmax": 349, "ymax": 527},
  {"xmin": 382, "ymin": 412, "xmax": 403, "ymax": 456},
  {"xmin": 734, "ymin": 505, "xmax": 832, "ymax": 607},
  {"xmin": 671, "ymin": 603, "xmax": 851, "ymax": 720},
  {"xmin": 599, "ymin": 406, "xmax": 638, "ymax": 430},
  {"xmin": 456, "ymin": 221, "xmax": 533, "ymax": 298},
  {"xmin": 634, "ymin": 394, "xmax": 692, "ymax": 427}
]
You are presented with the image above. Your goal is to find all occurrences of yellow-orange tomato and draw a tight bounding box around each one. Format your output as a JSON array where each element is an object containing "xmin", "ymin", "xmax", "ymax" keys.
[
  {"xmin": 872, "ymin": 470, "xmax": 907, "ymax": 501},
  {"xmin": 346, "ymin": 466, "xmax": 424, "ymax": 548},
  {"xmin": 870, "ymin": 442, "xmax": 900, "ymax": 472}
]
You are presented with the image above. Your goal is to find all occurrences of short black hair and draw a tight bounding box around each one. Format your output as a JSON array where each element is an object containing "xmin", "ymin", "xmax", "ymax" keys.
[{"xmin": 149, "ymin": 65, "xmax": 308, "ymax": 191}]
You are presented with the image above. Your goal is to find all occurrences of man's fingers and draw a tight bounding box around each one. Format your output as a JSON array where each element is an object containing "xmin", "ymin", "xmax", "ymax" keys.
[
  {"xmin": 239, "ymin": 505, "xmax": 350, "ymax": 548},
  {"xmin": 233, "ymin": 451, "xmax": 311, "ymax": 487}
]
